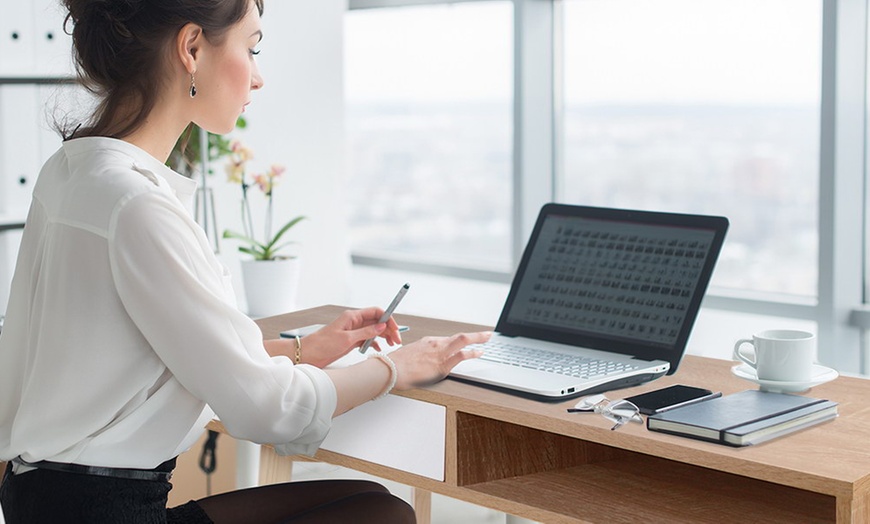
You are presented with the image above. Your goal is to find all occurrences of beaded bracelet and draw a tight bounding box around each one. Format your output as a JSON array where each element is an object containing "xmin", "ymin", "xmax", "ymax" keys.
[
  {"xmin": 293, "ymin": 335, "xmax": 302, "ymax": 364},
  {"xmin": 368, "ymin": 353, "xmax": 398, "ymax": 400}
]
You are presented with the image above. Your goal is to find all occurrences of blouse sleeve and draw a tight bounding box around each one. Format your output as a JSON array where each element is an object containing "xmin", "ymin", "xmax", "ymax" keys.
[{"xmin": 107, "ymin": 190, "xmax": 336, "ymax": 456}]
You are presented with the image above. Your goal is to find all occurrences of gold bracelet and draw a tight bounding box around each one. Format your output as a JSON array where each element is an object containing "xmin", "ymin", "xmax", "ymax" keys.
[{"xmin": 294, "ymin": 335, "xmax": 302, "ymax": 364}]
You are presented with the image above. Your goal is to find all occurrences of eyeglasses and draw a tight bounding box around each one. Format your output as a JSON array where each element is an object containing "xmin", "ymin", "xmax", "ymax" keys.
[{"xmin": 568, "ymin": 393, "xmax": 643, "ymax": 430}]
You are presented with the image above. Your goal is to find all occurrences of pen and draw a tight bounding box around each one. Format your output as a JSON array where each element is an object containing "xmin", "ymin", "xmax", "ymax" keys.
[{"xmin": 359, "ymin": 283, "xmax": 410, "ymax": 354}]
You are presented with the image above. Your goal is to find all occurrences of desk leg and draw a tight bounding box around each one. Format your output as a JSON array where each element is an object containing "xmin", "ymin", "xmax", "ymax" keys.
[
  {"xmin": 236, "ymin": 440, "xmax": 261, "ymax": 489},
  {"xmin": 411, "ymin": 488, "xmax": 431, "ymax": 524},
  {"xmin": 258, "ymin": 445, "xmax": 293, "ymax": 485},
  {"xmin": 256, "ymin": 445, "xmax": 432, "ymax": 524}
]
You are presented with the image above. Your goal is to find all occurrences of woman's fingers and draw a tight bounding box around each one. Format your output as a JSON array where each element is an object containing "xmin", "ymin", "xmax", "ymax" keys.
[
  {"xmin": 444, "ymin": 331, "xmax": 491, "ymax": 354},
  {"xmin": 391, "ymin": 331, "xmax": 491, "ymax": 389}
]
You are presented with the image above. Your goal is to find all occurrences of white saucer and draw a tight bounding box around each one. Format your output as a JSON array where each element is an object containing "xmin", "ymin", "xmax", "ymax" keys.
[{"xmin": 731, "ymin": 363, "xmax": 839, "ymax": 393}]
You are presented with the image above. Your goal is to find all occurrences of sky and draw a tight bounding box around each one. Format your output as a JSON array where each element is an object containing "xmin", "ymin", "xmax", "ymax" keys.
[{"xmin": 345, "ymin": 0, "xmax": 822, "ymax": 106}]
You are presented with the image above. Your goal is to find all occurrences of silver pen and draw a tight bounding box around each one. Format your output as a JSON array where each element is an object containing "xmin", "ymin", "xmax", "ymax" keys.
[{"xmin": 359, "ymin": 283, "xmax": 410, "ymax": 354}]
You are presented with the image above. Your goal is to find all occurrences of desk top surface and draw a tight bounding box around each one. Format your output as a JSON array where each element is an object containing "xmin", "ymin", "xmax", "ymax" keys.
[{"xmin": 260, "ymin": 305, "xmax": 870, "ymax": 496}]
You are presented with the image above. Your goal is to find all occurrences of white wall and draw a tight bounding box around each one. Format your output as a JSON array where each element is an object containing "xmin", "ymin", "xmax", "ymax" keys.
[{"xmin": 214, "ymin": 0, "xmax": 351, "ymax": 311}]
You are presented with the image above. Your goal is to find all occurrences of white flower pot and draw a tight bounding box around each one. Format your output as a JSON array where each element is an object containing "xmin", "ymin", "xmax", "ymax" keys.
[{"xmin": 241, "ymin": 258, "xmax": 301, "ymax": 318}]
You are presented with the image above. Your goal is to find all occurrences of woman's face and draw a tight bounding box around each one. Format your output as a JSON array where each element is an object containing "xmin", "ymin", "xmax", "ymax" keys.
[{"xmin": 193, "ymin": 0, "xmax": 264, "ymax": 134}]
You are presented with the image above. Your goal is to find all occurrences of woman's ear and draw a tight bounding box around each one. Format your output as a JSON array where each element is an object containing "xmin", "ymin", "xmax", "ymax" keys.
[{"xmin": 176, "ymin": 22, "xmax": 203, "ymax": 74}]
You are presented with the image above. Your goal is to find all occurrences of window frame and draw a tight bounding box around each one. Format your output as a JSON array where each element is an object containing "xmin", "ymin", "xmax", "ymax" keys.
[{"xmin": 346, "ymin": 0, "xmax": 870, "ymax": 375}]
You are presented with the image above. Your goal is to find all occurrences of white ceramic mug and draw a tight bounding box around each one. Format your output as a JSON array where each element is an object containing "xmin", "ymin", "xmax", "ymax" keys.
[{"xmin": 733, "ymin": 329, "xmax": 816, "ymax": 382}]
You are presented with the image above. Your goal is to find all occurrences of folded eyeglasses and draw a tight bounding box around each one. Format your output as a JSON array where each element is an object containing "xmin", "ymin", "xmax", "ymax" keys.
[{"xmin": 567, "ymin": 393, "xmax": 644, "ymax": 430}]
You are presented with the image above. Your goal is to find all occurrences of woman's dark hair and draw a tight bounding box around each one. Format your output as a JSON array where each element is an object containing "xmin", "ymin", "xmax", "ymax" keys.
[{"xmin": 61, "ymin": 0, "xmax": 264, "ymax": 140}]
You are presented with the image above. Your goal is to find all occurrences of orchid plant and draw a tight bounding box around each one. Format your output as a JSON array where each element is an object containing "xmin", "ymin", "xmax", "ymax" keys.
[{"xmin": 222, "ymin": 141, "xmax": 305, "ymax": 261}]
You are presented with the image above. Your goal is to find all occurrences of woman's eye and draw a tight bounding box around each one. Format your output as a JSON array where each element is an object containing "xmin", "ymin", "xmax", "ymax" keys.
[{"xmin": 250, "ymin": 49, "xmax": 261, "ymax": 56}]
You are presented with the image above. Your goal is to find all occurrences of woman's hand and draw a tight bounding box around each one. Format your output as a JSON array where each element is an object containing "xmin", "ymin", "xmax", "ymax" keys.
[
  {"xmin": 387, "ymin": 331, "xmax": 491, "ymax": 390},
  {"xmin": 324, "ymin": 329, "xmax": 491, "ymax": 416},
  {"xmin": 297, "ymin": 307, "xmax": 402, "ymax": 367}
]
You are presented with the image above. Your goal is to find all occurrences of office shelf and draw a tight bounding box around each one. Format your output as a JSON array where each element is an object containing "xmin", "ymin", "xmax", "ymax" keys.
[{"xmin": 0, "ymin": 76, "xmax": 74, "ymax": 85}]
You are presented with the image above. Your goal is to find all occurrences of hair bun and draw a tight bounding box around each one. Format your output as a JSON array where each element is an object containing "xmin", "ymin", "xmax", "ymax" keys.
[
  {"xmin": 65, "ymin": 0, "xmax": 140, "ymax": 43},
  {"xmin": 63, "ymin": 0, "xmax": 146, "ymax": 89}
]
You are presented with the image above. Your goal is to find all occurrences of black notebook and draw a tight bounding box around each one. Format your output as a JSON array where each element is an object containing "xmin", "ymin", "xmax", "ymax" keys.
[{"xmin": 646, "ymin": 390, "xmax": 838, "ymax": 446}]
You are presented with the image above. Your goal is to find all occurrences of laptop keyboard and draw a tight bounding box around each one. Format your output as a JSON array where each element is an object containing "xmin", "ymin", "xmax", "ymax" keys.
[{"xmin": 471, "ymin": 340, "xmax": 641, "ymax": 379}]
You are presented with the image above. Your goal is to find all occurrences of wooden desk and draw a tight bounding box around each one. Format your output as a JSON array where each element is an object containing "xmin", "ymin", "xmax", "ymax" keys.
[{"xmin": 215, "ymin": 305, "xmax": 870, "ymax": 523}]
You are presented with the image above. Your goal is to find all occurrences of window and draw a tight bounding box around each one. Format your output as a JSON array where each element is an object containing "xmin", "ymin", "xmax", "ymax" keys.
[
  {"xmin": 346, "ymin": 0, "xmax": 869, "ymax": 374},
  {"xmin": 344, "ymin": 2, "xmax": 514, "ymax": 272},
  {"xmin": 560, "ymin": 0, "xmax": 822, "ymax": 297}
]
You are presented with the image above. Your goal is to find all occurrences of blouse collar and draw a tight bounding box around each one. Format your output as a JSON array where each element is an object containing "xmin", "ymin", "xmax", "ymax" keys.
[{"xmin": 62, "ymin": 137, "xmax": 198, "ymax": 207}]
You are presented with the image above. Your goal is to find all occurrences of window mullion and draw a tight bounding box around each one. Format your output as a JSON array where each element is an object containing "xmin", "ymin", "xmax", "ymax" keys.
[
  {"xmin": 817, "ymin": 0, "xmax": 867, "ymax": 373},
  {"xmin": 512, "ymin": 0, "xmax": 555, "ymax": 267}
]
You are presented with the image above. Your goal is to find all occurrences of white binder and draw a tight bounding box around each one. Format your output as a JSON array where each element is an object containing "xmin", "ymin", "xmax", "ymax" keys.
[
  {"xmin": 0, "ymin": 85, "xmax": 38, "ymax": 314},
  {"xmin": 0, "ymin": 1, "xmax": 36, "ymax": 76},
  {"xmin": 0, "ymin": 85, "xmax": 39, "ymax": 219},
  {"xmin": 33, "ymin": 0, "xmax": 74, "ymax": 77}
]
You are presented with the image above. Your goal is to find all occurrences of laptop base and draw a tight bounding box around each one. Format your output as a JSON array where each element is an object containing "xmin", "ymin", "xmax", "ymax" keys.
[{"xmin": 448, "ymin": 370, "xmax": 667, "ymax": 402}]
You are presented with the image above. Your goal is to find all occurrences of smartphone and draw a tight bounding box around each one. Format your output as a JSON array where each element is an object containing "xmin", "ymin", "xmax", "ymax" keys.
[
  {"xmin": 280, "ymin": 324, "xmax": 409, "ymax": 338},
  {"xmin": 624, "ymin": 384, "xmax": 721, "ymax": 416},
  {"xmin": 280, "ymin": 324, "xmax": 326, "ymax": 338}
]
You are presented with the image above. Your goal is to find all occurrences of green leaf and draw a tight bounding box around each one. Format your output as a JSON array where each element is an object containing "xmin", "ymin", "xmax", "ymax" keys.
[
  {"xmin": 263, "ymin": 216, "xmax": 306, "ymax": 250},
  {"xmin": 222, "ymin": 229, "xmax": 257, "ymax": 244},
  {"xmin": 238, "ymin": 246, "xmax": 267, "ymax": 259},
  {"xmin": 266, "ymin": 240, "xmax": 298, "ymax": 256},
  {"xmin": 223, "ymin": 229, "xmax": 267, "ymax": 252}
]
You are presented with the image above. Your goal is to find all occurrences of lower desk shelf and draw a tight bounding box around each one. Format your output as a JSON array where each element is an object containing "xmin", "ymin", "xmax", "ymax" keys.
[
  {"xmin": 453, "ymin": 412, "xmax": 835, "ymax": 523},
  {"xmin": 463, "ymin": 455, "xmax": 833, "ymax": 522}
]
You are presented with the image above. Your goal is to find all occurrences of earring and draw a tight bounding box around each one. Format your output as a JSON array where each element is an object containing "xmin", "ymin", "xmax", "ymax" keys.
[{"xmin": 189, "ymin": 73, "xmax": 197, "ymax": 98}]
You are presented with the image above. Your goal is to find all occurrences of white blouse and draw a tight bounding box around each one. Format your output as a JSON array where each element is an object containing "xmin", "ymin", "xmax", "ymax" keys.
[{"xmin": 0, "ymin": 137, "xmax": 336, "ymax": 469}]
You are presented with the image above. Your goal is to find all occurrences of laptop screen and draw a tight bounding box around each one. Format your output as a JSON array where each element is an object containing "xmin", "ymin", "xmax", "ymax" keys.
[{"xmin": 496, "ymin": 204, "xmax": 728, "ymax": 373}]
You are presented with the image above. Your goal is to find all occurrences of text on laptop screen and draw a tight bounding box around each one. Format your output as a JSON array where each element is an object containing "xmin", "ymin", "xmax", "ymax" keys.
[{"xmin": 505, "ymin": 214, "xmax": 717, "ymax": 348}]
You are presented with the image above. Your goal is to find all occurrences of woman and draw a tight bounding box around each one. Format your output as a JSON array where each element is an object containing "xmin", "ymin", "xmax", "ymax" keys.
[{"xmin": 0, "ymin": 0, "xmax": 488, "ymax": 522}]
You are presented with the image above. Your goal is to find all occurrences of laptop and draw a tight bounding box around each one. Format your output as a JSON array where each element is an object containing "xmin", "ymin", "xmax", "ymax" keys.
[{"xmin": 449, "ymin": 203, "xmax": 729, "ymax": 400}]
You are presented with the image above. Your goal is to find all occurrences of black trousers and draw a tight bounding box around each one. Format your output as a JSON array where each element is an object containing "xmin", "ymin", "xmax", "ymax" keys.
[{"xmin": 0, "ymin": 461, "xmax": 212, "ymax": 524}]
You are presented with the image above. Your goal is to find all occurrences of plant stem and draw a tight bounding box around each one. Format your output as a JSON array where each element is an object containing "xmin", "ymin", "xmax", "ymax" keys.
[
  {"xmin": 241, "ymin": 183, "xmax": 254, "ymax": 239},
  {"xmin": 265, "ymin": 190, "xmax": 273, "ymax": 242}
]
